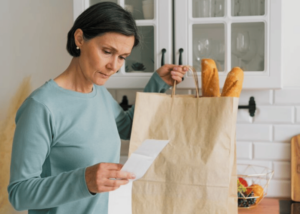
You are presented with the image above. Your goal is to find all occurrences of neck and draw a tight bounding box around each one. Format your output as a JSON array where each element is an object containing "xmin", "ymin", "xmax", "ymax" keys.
[{"xmin": 54, "ymin": 58, "xmax": 93, "ymax": 93}]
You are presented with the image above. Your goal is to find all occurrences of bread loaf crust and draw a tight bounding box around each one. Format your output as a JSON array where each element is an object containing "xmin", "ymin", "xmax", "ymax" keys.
[
  {"xmin": 221, "ymin": 67, "xmax": 244, "ymax": 97},
  {"xmin": 201, "ymin": 59, "xmax": 220, "ymax": 97}
]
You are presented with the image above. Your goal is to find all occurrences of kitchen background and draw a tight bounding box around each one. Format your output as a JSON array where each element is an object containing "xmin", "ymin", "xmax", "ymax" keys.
[{"xmin": 0, "ymin": 0, "xmax": 300, "ymax": 213}]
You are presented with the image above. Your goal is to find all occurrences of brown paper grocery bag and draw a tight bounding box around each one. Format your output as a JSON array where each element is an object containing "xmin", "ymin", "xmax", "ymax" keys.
[{"xmin": 129, "ymin": 80, "xmax": 238, "ymax": 214}]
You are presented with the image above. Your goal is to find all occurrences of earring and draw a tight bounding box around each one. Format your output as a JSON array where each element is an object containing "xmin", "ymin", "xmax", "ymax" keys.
[{"xmin": 76, "ymin": 46, "xmax": 79, "ymax": 50}]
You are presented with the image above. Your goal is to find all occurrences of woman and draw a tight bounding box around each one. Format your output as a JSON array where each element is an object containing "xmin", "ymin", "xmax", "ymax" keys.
[{"xmin": 8, "ymin": 2, "xmax": 186, "ymax": 214}]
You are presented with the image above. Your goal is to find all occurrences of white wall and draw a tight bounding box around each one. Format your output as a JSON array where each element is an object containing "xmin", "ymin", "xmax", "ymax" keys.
[{"xmin": 0, "ymin": 0, "xmax": 73, "ymax": 120}]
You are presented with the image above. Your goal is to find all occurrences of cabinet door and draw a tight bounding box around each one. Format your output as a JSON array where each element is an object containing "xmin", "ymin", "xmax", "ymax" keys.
[
  {"xmin": 175, "ymin": 0, "xmax": 282, "ymax": 89},
  {"xmin": 73, "ymin": 0, "xmax": 172, "ymax": 89}
]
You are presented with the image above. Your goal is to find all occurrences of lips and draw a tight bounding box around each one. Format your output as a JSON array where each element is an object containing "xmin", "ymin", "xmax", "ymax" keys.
[{"xmin": 98, "ymin": 72, "xmax": 110, "ymax": 79}]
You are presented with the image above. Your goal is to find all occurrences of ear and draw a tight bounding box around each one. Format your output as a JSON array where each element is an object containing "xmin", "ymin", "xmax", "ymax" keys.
[{"xmin": 74, "ymin": 29, "xmax": 84, "ymax": 48}]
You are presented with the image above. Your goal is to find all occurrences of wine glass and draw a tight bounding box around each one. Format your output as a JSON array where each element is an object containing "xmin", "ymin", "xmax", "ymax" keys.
[
  {"xmin": 194, "ymin": 38, "xmax": 212, "ymax": 61},
  {"xmin": 232, "ymin": 30, "xmax": 250, "ymax": 68},
  {"xmin": 193, "ymin": 38, "xmax": 212, "ymax": 71},
  {"xmin": 211, "ymin": 40, "xmax": 225, "ymax": 70},
  {"xmin": 215, "ymin": 0, "xmax": 224, "ymax": 17},
  {"xmin": 213, "ymin": 40, "xmax": 225, "ymax": 61},
  {"xmin": 240, "ymin": 39, "xmax": 257, "ymax": 70},
  {"xmin": 195, "ymin": 0, "xmax": 215, "ymax": 17},
  {"xmin": 233, "ymin": 0, "xmax": 240, "ymax": 16}
]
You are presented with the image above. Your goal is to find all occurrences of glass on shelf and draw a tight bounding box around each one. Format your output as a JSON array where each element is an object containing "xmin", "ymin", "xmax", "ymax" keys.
[
  {"xmin": 125, "ymin": 26, "xmax": 154, "ymax": 73},
  {"xmin": 89, "ymin": 0, "xmax": 118, "ymax": 6},
  {"xmin": 193, "ymin": 0, "xmax": 225, "ymax": 18},
  {"xmin": 232, "ymin": 0, "xmax": 265, "ymax": 16},
  {"xmin": 125, "ymin": 0, "xmax": 154, "ymax": 20},
  {"xmin": 231, "ymin": 22, "xmax": 265, "ymax": 71},
  {"xmin": 192, "ymin": 24, "xmax": 225, "ymax": 72}
]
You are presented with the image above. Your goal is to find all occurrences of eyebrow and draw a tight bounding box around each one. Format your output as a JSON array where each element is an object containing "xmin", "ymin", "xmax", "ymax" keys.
[{"xmin": 103, "ymin": 45, "xmax": 131, "ymax": 56}]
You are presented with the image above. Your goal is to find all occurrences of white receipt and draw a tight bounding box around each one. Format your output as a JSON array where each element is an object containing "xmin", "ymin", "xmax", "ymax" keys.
[
  {"xmin": 121, "ymin": 139, "xmax": 169, "ymax": 181},
  {"xmin": 108, "ymin": 139, "xmax": 169, "ymax": 214}
]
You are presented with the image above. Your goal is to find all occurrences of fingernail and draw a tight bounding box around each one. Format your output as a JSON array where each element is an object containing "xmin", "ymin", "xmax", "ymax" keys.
[
  {"xmin": 173, "ymin": 67, "xmax": 178, "ymax": 71},
  {"xmin": 131, "ymin": 173, "xmax": 136, "ymax": 179}
]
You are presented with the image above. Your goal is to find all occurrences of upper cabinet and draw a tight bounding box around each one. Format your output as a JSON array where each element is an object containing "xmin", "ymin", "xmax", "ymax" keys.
[
  {"xmin": 73, "ymin": 0, "xmax": 282, "ymax": 89},
  {"xmin": 175, "ymin": 0, "xmax": 282, "ymax": 89}
]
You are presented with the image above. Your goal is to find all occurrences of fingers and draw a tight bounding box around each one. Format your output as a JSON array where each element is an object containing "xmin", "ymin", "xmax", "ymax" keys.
[
  {"xmin": 100, "ymin": 163, "xmax": 135, "ymax": 179},
  {"xmin": 101, "ymin": 186, "xmax": 120, "ymax": 192},
  {"xmin": 85, "ymin": 163, "xmax": 136, "ymax": 194},
  {"xmin": 162, "ymin": 64, "xmax": 188, "ymax": 74},
  {"xmin": 100, "ymin": 163, "xmax": 123, "ymax": 171},
  {"xmin": 171, "ymin": 65, "xmax": 187, "ymax": 83},
  {"xmin": 171, "ymin": 70, "xmax": 185, "ymax": 83},
  {"xmin": 108, "ymin": 170, "xmax": 136, "ymax": 180},
  {"xmin": 172, "ymin": 65, "xmax": 188, "ymax": 74},
  {"xmin": 104, "ymin": 178, "xmax": 129, "ymax": 187}
]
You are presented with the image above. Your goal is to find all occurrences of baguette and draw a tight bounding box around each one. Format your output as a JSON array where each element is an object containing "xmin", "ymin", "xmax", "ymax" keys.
[
  {"xmin": 201, "ymin": 59, "xmax": 220, "ymax": 97},
  {"xmin": 221, "ymin": 67, "xmax": 244, "ymax": 97}
]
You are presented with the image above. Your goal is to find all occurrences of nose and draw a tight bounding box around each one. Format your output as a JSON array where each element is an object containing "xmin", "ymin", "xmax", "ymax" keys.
[{"xmin": 106, "ymin": 56, "xmax": 119, "ymax": 72}]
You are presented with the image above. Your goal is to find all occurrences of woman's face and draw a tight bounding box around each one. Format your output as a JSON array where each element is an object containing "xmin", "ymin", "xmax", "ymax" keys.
[{"xmin": 75, "ymin": 30, "xmax": 135, "ymax": 85}]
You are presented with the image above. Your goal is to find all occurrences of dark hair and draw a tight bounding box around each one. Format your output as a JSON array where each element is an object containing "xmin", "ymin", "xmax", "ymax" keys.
[{"xmin": 66, "ymin": 2, "xmax": 140, "ymax": 57}]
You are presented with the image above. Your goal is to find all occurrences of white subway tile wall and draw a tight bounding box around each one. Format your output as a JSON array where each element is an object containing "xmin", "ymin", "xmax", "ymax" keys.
[
  {"xmin": 275, "ymin": 89, "xmax": 300, "ymax": 104},
  {"xmin": 108, "ymin": 88, "xmax": 300, "ymax": 197},
  {"xmin": 274, "ymin": 125, "xmax": 300, "ymax": 142},
  {"xmin": 253, "ymin": 106, "xmax": 294, "ymax": 123},
  {"xmin": 236, "ymin": 124, "xmax": 272, "ymax": 141},
  {"xmin": 236, "ymin": 142, "xmax": 252, "ymax": 159},
  {"xmin": 268, "ymin": 180, "xmax": 291, "ymax": 198},
  {"xmin": 239, "ymin": 90, "xmax": 273, "ymax": 105},
  {"xmin": 273, "ymin": 162, "xmax": 291, "ymax": 179},
  {"xmin": 253, "ymin": 142, "xmax": 291, "ymax": 160},
  {"xmin": 296, "ymin": 106, "xmax": 300, "ymax": 123}
]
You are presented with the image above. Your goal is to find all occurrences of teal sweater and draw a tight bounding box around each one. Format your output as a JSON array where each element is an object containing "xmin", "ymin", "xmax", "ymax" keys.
[{"xmin": 8, "ymin": 72, "xmax": 169, "ymax": 214}]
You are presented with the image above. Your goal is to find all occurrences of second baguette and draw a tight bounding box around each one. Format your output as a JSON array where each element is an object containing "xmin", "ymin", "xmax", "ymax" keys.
[{"xmin": 221, "ymin": 67, "xmax": 244, "ymax": 97}]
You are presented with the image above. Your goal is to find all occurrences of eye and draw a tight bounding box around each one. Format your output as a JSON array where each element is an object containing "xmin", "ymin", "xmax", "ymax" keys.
[
  {"xmin": 104, "ymin": 50, "xmax": 111, "ymax": 55},
  {"xmin": 119, "ymin": 56, "xmax": 126, "ymax": 60}
]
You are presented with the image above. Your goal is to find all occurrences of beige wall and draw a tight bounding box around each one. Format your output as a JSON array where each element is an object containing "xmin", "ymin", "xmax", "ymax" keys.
[
  {"xmin": 0, "ymin": 0, "xmax": 73, "ymax": 120},
  {"xmin": 0, "ymin": 1, "xmax": 73, "ymax": 213}
]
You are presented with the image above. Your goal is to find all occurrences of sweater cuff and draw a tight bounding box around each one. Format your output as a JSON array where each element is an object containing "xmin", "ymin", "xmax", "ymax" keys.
[
  {"xmin": 143, "ymin": 72, "xmax": 170, "ymax": 93},
  {"xmin": 79, "ymin": 167, "xmax": 97, "ymax": 197}
]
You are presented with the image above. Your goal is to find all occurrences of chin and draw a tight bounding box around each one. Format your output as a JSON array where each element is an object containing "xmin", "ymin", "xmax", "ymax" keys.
[{"xmin": 93, "ymin": 78, "xmax": 108, "ymax": 86}]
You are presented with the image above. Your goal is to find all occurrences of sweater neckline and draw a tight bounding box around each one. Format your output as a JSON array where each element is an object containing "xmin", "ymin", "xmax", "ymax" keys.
[{"xmin": 48, "ymin": 79, "xmax": 97, "ymax": 98}]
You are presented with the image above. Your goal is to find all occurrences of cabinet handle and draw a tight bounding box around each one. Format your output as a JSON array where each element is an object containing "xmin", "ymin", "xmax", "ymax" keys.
[
  {"xmin": 179, "ymin": 48, "xmax": 184, "ymax": 65},
  {"xmin": 161, "ymin": 48, "xmax": 166, "ymax": 66}
]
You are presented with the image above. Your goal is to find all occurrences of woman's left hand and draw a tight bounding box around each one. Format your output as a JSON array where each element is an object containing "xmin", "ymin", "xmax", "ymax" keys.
[{"xmin": 156, "ymin": 64, "xmax": 188, "ymax": 86}]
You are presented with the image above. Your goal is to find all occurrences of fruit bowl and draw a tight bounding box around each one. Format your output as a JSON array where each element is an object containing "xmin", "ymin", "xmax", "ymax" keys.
[{"xmin": 237, "ymin": 164, "xmax": 274, "ymax": 209}]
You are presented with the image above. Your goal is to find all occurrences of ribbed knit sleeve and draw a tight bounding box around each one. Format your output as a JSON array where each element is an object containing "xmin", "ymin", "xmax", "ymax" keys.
[{"xmin": 8, "ymin": 98, "xmax": 94, "ymax": 211}]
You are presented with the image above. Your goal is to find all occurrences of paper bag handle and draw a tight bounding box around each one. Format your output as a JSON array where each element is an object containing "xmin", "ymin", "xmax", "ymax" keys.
[{"xmin": 172, "ymin": 66, "xmax": 200, "ymax": 98}]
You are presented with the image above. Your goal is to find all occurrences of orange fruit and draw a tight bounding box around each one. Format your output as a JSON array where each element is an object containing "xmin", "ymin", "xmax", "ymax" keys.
[{"xmin": 246, "ymin": 184, "xmax": 264, "ymax": 204}]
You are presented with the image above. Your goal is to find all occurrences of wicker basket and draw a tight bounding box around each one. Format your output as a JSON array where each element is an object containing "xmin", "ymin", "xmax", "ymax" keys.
[{"xmin": 237, "ymin": 164, "xmax": 274, "ymax": 209}]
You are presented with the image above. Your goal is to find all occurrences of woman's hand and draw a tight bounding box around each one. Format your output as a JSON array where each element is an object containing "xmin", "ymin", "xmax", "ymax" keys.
[
  {"xmin": 156, "ymin": 64, "xmax": 188, "ymax": 86},
  {"xmin": 85, "ymin": 163, "xmax": 135, "ymax": 194}
]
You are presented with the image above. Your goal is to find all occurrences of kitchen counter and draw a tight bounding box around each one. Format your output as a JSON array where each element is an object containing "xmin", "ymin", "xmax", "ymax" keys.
[{"xmin": 238, "ymin": 198, "xmax": 279, "ymax": 214}]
